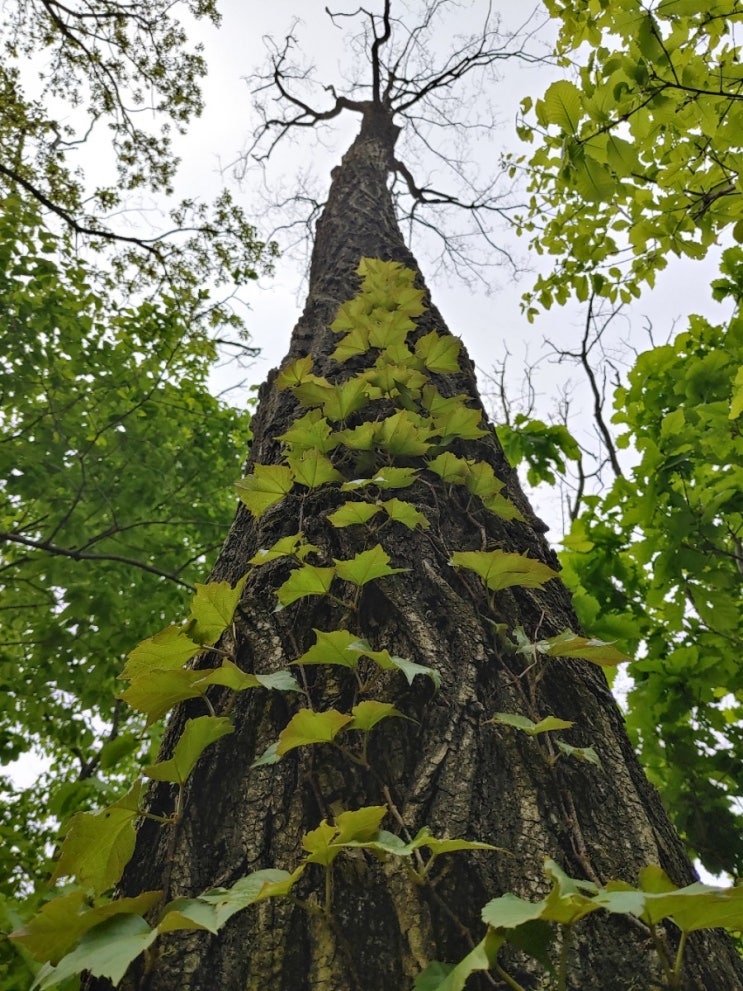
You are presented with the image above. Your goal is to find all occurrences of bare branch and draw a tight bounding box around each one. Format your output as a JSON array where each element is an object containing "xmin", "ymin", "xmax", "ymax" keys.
[{"xmin": 0, "ymin": 530, "xmax": 196, "ymax": 591}]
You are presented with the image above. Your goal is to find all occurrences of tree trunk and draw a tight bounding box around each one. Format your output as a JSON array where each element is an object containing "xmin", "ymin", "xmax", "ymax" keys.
[{"xmin": 100, "ymin": 107, "xmax": 743, "ymax": 990}]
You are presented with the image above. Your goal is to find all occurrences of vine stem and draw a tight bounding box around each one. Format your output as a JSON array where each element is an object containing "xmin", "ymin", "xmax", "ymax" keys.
[
  {"xmin": 672, "ymin": 930, "xmax": 687, "ymax": 988},
  {"xmin": 493, "ymin": 961, "xmax": 529, "ymax": 991},
  {"xmin": 557, "ymin": 924, "xmax": 572, "ymax": 991}
]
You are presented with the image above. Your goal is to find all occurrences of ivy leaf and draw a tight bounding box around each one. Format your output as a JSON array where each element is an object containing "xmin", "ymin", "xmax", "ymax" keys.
[
  {"xmin": 143, "ymin": 716, "xmax": 234, "ymax": 784},
  {"xmin": 321, "ymin": 377, "xmax": 369, "ymax": 421},
  {"xmin": 293, "ymin": 376, "xmax": 335, "ymax": 409},
  {"xmin": 287, "ymin": 449, "xmax": 343, "ymax": 488},
  {"xmin": 51, "ymin": 781, "xmax": 143, "ymax": 894},
  {"xmin": 276, "ymin": 708, "xmax": 353, "ymax": 755},
  {"xmin": 294, "ymin": 628, "xmax": 364, "ymax": 669},
  {"xmin": 342, "ymin": 467, "xmax": 419, "ymax": 490},
  {"xmin": 327, "ymin": 500, "xmax": 380, "ymax": 527},
  {"xmin": 481, "ymin": 892, "xmax": 547, "ymax": 930},
  {"xmin": 450, "ymin": 550, "xmax": 559, "ymax": 591},
  {"xmin": 275, "ymin": 564, "xmax": 336, "ymax": 607},
  {"xmin": 187, "ymin": 576, "xmax": 246, "ymax": 645},
  {"xmin": 427, "ymin": 451, "xmax": 470, "ymax": 484},
  {"xmin": 333, "ymin": 421, "xmax": 378, "ymax": 451},
  {"xmin": 380, "ymin": 498, "xmax": 430, "ymax": 529},
  {"xmin": 120, "ymin": 625, "xmax": 200, "ymax": 680},
  {"xmin": 492, "ymin": 713, "xmax": 574, "ymax": 736},
  {"xmin": 414, "ymin": 330, "xmax": 462, "ymax": 373},
  {"xmin": 414, "ymin": 931, "xmax": 505, "ymax": 991},
  {"xmin": 158, "ymin": 868, "xmax": 305, "ymax": 934},
  {"xmin": 277, "ymin": 410, "xmax": 334, "ymax": 453},
  {"xmin": 544, "ymin": 631, "xmax": 631, "ymax": 667},
  {"xmin": 275, "ymin": 355, "xmax": 314, "ymax": 390},
  {"xmin": 423, "ymin": 836, "xmax": 501, "ymax": 857},
  {"xmin": 335, "ymin": 546, "xmax": 407, "ymax": 586},
  {"xmin": 201, "ymin": 662, "xmax": 301, "ymax": 695},
  {"xmin": 248, "ymin": 532, "xmax": 307, "ymax": 565},
  {"xmin": 555, "ymin": 740, "xmax": 601, "ymax": 766},
  {"xmin": 31, "ymin": 914, "xmax": 158, "ymax": 990},
  {"xmin": 334, "ymin": 805, "xmax": 388, "ymax": 844},
  {"xmin": 376, "ymin": 410, "xmax": 432, "ymax": 456},
  {"xmin": 235, "ymin": 464, "xmax": 293, "ymax": 517},
  {"xmin": 119, "ymin": 669, "xmax": 212, "ymax": 723},
  {"xmin": 10, "ymin": 891, "xmax": 161, "ymax": 965},
  {"xmin": 351, "ymin": 640, "xmax": 441, "ymax": 688},
  {"xmin": 347, "ymin": 700, "xmax": 405, "ymax": 732}
]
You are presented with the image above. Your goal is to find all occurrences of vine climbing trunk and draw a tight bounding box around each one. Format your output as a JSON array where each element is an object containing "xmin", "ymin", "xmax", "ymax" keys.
[{"xmin": 99, "ymin": 106, "xmax": 743, "ymax": 990}]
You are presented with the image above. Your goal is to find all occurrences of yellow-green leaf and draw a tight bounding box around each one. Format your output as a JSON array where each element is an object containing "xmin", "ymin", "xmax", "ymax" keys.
[
  {"xmin": 143, "ymin": 716, "xmax": 234, "ymax": 784},
  {"xmin": 275, "ymin": 564, "xmax": 336, "ymax": 607},
  {"xmin": 51, "ymin": 781, "xmax": 144, "ymax": 893},
  {"xmin": 187, "ymin": 576, "xmax": 246, "ymax": 645},
  {"xmin": 276, "ymin": 708, "xmax": 353, "ymax": 755},
  {"xmin": 235, "ymin": 464, "xmax": 293, "ymax": 517},
  {"xmin": 335, "ymin": 545, "xmax": 407, "ymax": 586},
  {"xmin": 450, "ymin": 550, "xmax": 558, "ymax": 591}
]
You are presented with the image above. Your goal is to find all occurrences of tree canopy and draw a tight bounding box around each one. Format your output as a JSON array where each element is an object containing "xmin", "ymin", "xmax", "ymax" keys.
[{"xmin": 0, "ymin": 0, "xmax": 274, "ymax": 969}]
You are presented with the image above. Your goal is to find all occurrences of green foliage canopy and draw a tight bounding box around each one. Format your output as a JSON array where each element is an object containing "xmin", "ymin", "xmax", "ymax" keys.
[{"xmin": 518, "ymin": 0, "xmax": 743, "ymax": 314}]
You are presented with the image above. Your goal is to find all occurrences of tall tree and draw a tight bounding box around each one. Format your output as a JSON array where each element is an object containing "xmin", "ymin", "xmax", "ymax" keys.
[{"xmin": 11, "ymin": 5, "xmax": 743, "ymax": 990}]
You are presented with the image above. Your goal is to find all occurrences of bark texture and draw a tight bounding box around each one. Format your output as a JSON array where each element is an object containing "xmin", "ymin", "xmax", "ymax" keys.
[{"xmin": 96, "ymin": 107, "xmax": 743, "ymax": 990}]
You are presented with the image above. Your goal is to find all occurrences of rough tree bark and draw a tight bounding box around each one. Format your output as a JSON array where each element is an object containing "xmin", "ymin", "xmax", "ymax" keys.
[{"xmin": 96, "ymin": 105, "xmax": 743, "ymax": 991}]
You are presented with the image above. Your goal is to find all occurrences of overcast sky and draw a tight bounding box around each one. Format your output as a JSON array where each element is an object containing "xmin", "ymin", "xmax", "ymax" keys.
[{"xmin": 153, "ymin": 0, "xmax": 729, "ymax": 533}]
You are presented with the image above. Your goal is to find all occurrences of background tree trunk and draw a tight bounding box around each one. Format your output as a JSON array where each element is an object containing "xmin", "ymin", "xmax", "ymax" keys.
[{"xmin": 100, "ymin": 108, "xmax": 743, "ymax": 991}]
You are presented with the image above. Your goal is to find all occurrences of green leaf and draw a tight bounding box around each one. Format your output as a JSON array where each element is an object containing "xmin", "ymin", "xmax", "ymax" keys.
[
  {"xmin": 335, "ymin": 546, "xmax": 407, "ymax": 586},
  {"xmin": 51, "ymin": 781, "xmax": 144, "ymax": 893},
  {"xmin": 321, "ymin": 377, "xmax": 369, "ymax": 420},
  {"xmin": 119, "ymin": 668, "xmax": 213, "ymax": 723},
  {"xmin": 302, "ymin": 807, "xmax": 388, "ymax": 865},
  {"xmin": 327, "ymin": 500, "xmax": 380, "ymax": 528},
  {"xmin": 376, "ymin": 410, "xmax": 432, "ymax": 456},
  {"xmin": 347, "ymin": 700, "xmax": 405, "ymax": 732},
  {"xmin": 187, "ymin": 576, "xmax": 246, "ymax": 645},
  {"xmin": 427, "ymin": 451, "xmax": 470, "ymax": 483},
  {"xmin": 277, "ymin": 409, "xmax": 335, "ymax": 453},
  {"xmin": 32, "ymin": 913, "xmax": 158, "ymax": 990},
  {"xmin": 275, "ymin": 564, "xmax": 336, "ymax": 607},
  {"xmin": 143, "ymin": 716, "xmax": 234, "ymax": 784},
  {"xmin": 491, "ymin": 712, "xmax": 574, "ymax": 736},
  {"xmin": 416, "ymin": 931, "xmax": 504, "ymax": 991},
  {"xmin": 287, "ymin": 449, "xmax": 343, "ymax": 488},
  {"xmin": 351, "ymin": 640, "xmax": 441, "ymax": 688},
  {"xmin": 414, "ymin": 331, "xmax": 462, "ymax": 373},
  {"xmin": 450, "ymin": 550, "xmax": 559, "ymax": 591},
  {"xmin": 380, "ymin": 498, "xmax": 430, "ymax": 529},
  {"xmin": 544, "ymin": 631, "xmax": 631, "ymax": 667},
  {"xmin": 235, "ymin": 464, "xmax": 293, "ymax": 517},
  {"xmin": 276, "ymin": 355, "xmax": 314, "ymax": 390},
  {"xmin": 10, "ymin": 891, "xmax": 161, "ymax": 965},
  {"xmin": 276, "ymin": 708, "xmax": 353, "ymax": 755},
  {"xmin": 541, "ymin": 79, "xmax": 583, "ymax": 133},
  {"xmin": 121, "ymin": 625, "xmax": 200, "ymax": 680},
  {"xmin": 482, "ymin": 892, "xmax": 547, "ymax": 930},
  {"xmin": 555, "ymin": 740, "xmax": 601, "ymax": 766},
  {"xmin": 248, "ymin": 532, "xmax": 307, "ymax": 565},
  {"xmin": 341, "ymin": 466, "xmax": 419, "ymax": 490},
  {"xmin": 729, "ymin": 365, "xmax": 743, "ymax": 419},
  {"xmin": 158, "ymin": 868, "xmax": 304, "ymax": 934},
  {"xmin": 294, "ymin": 628, "xmax": 363, "ymax": 669},
  {"xmin": 333, "ymin": 421, "xmax": 378, "ymax": 451}
]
